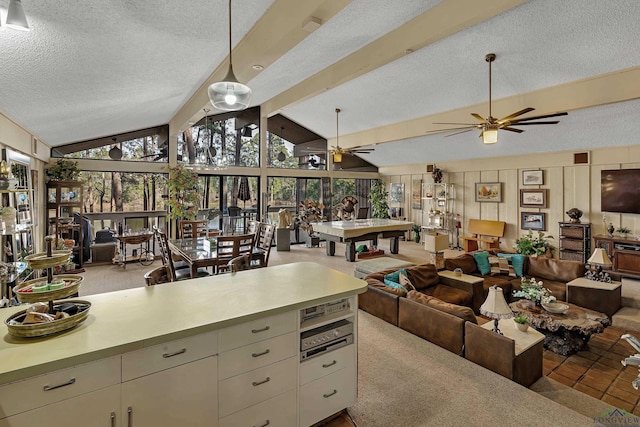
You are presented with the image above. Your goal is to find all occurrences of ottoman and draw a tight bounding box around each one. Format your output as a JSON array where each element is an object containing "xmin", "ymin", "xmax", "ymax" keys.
[{"xmin": 354, "ymin": 257, "xmax": 414, "ymax": 279}]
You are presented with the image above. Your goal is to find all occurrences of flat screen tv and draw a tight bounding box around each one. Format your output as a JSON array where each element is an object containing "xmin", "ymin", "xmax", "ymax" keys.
[{"xmin": 601, "ymin": 169, "xmax": 640, "ymax": 214}]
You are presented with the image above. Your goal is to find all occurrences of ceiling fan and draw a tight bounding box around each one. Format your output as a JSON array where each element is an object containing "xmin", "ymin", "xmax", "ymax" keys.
[
  {"xmin": 427, "ymin": 53, "xmax": 568, "ymax": 144},
  {"xmin": 330, "ymin": 108, "xmax": 374, "ymax": 163}
]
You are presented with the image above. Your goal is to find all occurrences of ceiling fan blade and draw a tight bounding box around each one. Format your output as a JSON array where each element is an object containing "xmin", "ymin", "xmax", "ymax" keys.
[
  {"xmin": 425, "ymin": 125, "xmax": 479, "ymax": 134},
  {"xmin": 433, "ymin": 122, "xmax": 479, "ymax": 126},
  {"xmin": 507, "ymin": 121, "xmax": 561, "ymax": 125},
  {"xmin": 497, "ymin": 107, "xmax": 535, "ymax": 123},
  {"xmin": 509, "ymin": 112, "xmax": 568, "ymax": 123},
  {"xmin": 471, "ymin": 113, "xmax": 486, "ymax": 122},
  {"xmin": 445, "ymin": 128, "xmax": 475, "ymax": 137},
  {"xmin": 349, "ymin": 149, "xmax": 374, "ymax": 153},
  {"xmin": 501, "ymin": 127, "xmax": 524, "ymax": 133}
]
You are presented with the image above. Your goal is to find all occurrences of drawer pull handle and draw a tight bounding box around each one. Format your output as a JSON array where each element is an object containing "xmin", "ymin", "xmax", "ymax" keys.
[
  {"xmin": 252, "ymin": 376, "xmax": 271, "ymax": 386},
  {"xmin": 254, "ymin": 420, "xmax": 270, "ymax": 427},
  {"xmin": 251, "ymin": 326, "xmax": 270, "ymax": 333},
  {"xmin": 127, "ymin": 406, "xmax": 133, "ymax": 427},
  {"xmin": 162, "ymin": 348, "xmax": 187, "ymax": 358},
  {"xmin": 322, "ymin": 360, "xmax": 337, "ymax": 368},
  {"xmin": 252, "ymin": 349, "xmax": 270, "ymax": 358},
  {"xmin": 43, "ymin": 378, "xmax": 76, "ymax": 391},
  {"xmin": 323, "ymin": 389, "xmax": 338, "ymax": 398},
  {"xmin": 110, "ymin": 412, "xmax": 116, "ymax": 427}
]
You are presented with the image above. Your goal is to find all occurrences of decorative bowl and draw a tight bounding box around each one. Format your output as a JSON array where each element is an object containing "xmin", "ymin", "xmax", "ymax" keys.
[{"xmin": 542, "ymin": 302, "xmax": 569, "ymax": 314}]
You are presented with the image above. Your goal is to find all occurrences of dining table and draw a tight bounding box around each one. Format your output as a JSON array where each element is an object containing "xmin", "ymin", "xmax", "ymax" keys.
[{"xmin": 168, "ymin": 237, "xmax": 263, "ymax": 278}]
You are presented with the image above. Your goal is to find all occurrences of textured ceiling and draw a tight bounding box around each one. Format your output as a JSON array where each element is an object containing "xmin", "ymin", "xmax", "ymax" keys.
[{"xmin": 0, "ymin": 0, "xmax": 639, "ymax": 167}]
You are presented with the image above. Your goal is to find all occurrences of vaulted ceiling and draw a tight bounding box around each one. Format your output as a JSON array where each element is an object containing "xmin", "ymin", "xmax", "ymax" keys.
[{"xmin": 1, "ymin": 0, "xmax": 639, "ymax": 167}]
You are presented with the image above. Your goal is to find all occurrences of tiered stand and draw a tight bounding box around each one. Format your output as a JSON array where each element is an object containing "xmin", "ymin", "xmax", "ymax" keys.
[{"xmin": 4, "ymin": 236, "xmax": 90, "ymax": 338}]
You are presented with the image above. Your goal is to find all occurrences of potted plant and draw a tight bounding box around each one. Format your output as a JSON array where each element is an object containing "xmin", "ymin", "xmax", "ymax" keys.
[
  {"xmin": 369, "ymin": 179, "xmax": 390, "ymax": 219},
  {"xmin": 513, "ymin": 314, "xmax": 529, "ymax": 332},
  {"xmin": 166, "ymin": 165, "xmax": 199, "ymax": 221},
  {"xmin": 616, "ymin": 226, "xmax": 632, "ymax": 238},
  {"xmin": 412, "ymin": 224, "xmax": 422, "ymax": 243},
  {"xmin": 46, "ymin": 159, "xmax": 81, "ymax": 181},
  {"xmin": 513, "ymin": 230, "xmax": 555, "ymax": 257}
]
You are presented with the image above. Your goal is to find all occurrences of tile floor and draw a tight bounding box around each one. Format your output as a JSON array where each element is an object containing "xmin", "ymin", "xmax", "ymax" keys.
[{"xmin": 544, "ymin": 325, "xmax": 640, "ymax": 415}]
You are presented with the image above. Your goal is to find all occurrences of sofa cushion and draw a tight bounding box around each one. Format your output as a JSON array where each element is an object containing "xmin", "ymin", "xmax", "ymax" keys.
[
  {"xmin": 444, "ymin": 254, "xmax": 478, "ymax": 274},
  {"xmin": 404, "ymin": 264, "xmax": 440, "ymax": 290},
  {"xmin": 473, "ymin": 251, "xmax": 491, "ymax": 275},
  {"xmin": 399, "ymin": 271, "xmax": 416, "ymax": 291},
  {"xmin": 366, "ymin": 278, "xmax": 407, "ymax": 297},
  {"xmin": 407, "ymin": 290, "xmax": 477, "ymax": 323},
  {"xmin": 383, "ymin": 268, "xmax": 407, "ymax": 291},
  {"xmin": 489, "ymin": 256, "xmax": 516, "ymax": 277},
  {"xmin": 526, "ymin": 257, "xmax": 586, "ymax": 282},
  {"xmin": 498, "ymin": 253, "xmax": 525, "ymax": 277},
  {"xmin": 383, "ymin": 278, "xmax": 407, "ymax": 292}
]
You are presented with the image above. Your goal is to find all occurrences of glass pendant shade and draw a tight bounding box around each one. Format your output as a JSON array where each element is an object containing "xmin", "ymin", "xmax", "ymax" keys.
[
  {"xmin": 7, "ymin": 0, "xmax": 30, "ymax": 31},
  {"xmin": 277, "ymin": 151, "xmax": 286, "ymax": 162},
  {"xmin": 333, "ymin": 152, "xmax": 343, "ymax": 163},
  {"xmin": 208, "ymin": 66, "xmax": 252, "ymax": 111},
  {"xmin": 482, "ymin": 127, "xmax": 498, "ymax": 144}
]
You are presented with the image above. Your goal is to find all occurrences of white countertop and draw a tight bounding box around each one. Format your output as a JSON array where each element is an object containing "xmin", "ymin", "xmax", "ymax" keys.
[
  {"xmin": 0, "ymin": 262, "xmax": 367, "ymax": 384},
  {"xmin": 312, "ymin": 219, "xmax": 413, "ymax": 239}
]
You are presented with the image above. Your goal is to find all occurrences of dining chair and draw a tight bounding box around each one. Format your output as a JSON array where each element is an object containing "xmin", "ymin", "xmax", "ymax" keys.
[
  {"xmin": 144, "ymin": 265, "xmax": 171, "ymax": 286},
  {"xmin": 179, "ymin": 220, "xmax": 208, "ymax": 239},
  {"xmin": 227, "ymin": 253, "xmax": 253, "ymax": 273},
  {"xmin": 214, "ymin": 233, "xmax": 255, "ymax": 274},
  {"xmin": 252, "ymin": 222, "xmax": 276, "ymax": 267},
  {"xmin": 154, "ymin": 229, "xmax": 208, "ymax": 281}
]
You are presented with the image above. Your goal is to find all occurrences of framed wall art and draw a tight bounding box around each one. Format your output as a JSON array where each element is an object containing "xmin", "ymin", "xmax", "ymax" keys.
[
  {"xmin": 412, "ymin": 179, "xmax": 422, "ymax": 210},
  {"xmin": 521, "ymin": 212, "xmax": 546, "ymax": 231},
  {"xmin": 522, "ymin": 170, "xmax": 544, "ymax": 185},
  {"xmin": 520, "ymin": 189, "xmax": 547, "ymax": 208},
  {"xmin": 475, "ymin": 182, "xmax": 502, "ymax": 203},
  {"xmin": 390, "ymin": 183, "xmax": 404, "ymax": 203}
]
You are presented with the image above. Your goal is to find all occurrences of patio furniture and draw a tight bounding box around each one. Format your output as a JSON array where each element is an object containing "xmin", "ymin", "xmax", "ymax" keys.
[{"xmin": 179, "ymin": 220, "xmax": 208, "ymax": 238}]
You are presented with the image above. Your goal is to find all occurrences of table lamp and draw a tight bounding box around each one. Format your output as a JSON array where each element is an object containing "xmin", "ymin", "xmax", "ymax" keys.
[
  {"xmin": 585, "ymin": 248, "xmax": 612, "ymax": 282},
  {"xmin": 424, "ymin": 233, "xmax": 449, "ymax": 269},
  {"xmin": 480, "ymin": 286, "xmax": 513, "ymax": 335}
]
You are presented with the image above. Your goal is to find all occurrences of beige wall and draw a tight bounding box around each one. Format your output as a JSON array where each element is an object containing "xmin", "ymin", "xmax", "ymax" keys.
[{"xmin": 380, "ymin": 145, "xmax": 640, "ymax": 255}]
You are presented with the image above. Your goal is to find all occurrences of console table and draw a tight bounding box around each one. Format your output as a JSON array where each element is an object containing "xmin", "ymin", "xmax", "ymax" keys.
[{"xmin": 593, "ymin": 234, "xmax": 640, "ymax": 278}]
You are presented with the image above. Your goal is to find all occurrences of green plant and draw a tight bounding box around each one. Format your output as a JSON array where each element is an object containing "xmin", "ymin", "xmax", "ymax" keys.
[
  {"xmin": 513, "ymin": 230, "xmax": 555, "ymax": 256},
  {"xmin": 513, "ymin": 277, "xmax": 555, "ymax": 305},
  {"xmin": 166, "ymin": 165, "xmax": 199, "ymax": 220},
  {"xmin": 411, "ymin": 224, "xmax": 421, "ymax": 233},
  {"xmin": 513, "ymin": 314, "xmax": 528, "ymax": 324},
  {"xmin": 616, "ymin": 226, "xmax": 632, "ymax": 236},
  {"xmin": 46, "ymin": 159, "xmax": 81, "ymax": 181},
  {"xmin": 369, "ymin": 179, "xmax": 390, "ymax": 219}
]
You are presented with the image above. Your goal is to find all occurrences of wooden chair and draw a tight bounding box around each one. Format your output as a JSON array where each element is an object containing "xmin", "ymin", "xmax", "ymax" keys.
[
  {"xmin": 252, "ymin": 222, "xmax": 276, "ymax": 267},
  {"xmin": 460, "ymin": 219, "xmax": 506, "ymax": 252},
  {"xmin": 215, "ymin": 233, "xmax": 255, "ymax": 274},
  {"xmin": 227, "ymin": 253, "xmax": 253, "ymax": 273},
  {"xmin": 357, "ymin": 207, "xmax": 369, "ymax": 219},
  {"xmin": 179, "ymin": 220, "xmax": 208, "ymax": 239},
  {"xmin": 154, "ymin": 229, "xmax": 208, "ymax": 281},
  {"xmin": 144, "ymin": 265, "xmax": 171, "ymax": 286}
]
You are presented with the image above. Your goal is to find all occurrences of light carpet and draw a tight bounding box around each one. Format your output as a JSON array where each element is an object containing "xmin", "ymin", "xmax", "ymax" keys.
[{"xmin": 350, "ymin": 310, "xmax": 597, "ymax": 427}]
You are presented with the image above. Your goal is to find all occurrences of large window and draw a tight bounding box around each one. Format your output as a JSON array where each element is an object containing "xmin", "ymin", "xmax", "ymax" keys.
[{"xmin": 266, "ymin": 176, "xmax": 321, "ymax": 224}]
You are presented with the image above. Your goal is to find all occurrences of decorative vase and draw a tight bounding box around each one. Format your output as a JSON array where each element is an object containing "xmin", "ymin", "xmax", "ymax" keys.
[
  {"xmin": 607, "ymin": 222, "xmax": 615, "ymax": 237},
  {"xmin": 514, "ymin": 321, "xmax": 529, "ymax": 332}
]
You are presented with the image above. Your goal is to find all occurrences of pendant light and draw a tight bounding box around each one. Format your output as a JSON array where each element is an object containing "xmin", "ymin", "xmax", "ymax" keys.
[
  {"xmin": 204, "ymin": 109, "xmax": 217, "ymax": 160},
  {"xmin": 109, "ymin": 138, "xmax": 123, "ymax": 160},
  {"xmin": 332, "ymin": 108, "xmax": 343, "ymax": 163},
  {"xmin": 208, "ymin": 0, "xmax": 252, "ymax": 111},
  {"xmin": 6, "ymin": 0, "xmax": 30, "ymax": 31},
  {"xmin": 276, "ymin": 126, "xmax": 286, "ymax": 162}
]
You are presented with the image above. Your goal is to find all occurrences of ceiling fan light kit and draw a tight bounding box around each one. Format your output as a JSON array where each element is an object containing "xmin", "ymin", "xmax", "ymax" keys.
[
  {"xmin": 429, "ymin": 53, "xmax": 567, "ymax": 144},
  {"xmin": 6, "ymin": 0, "xmax": 30, "ymax": 31},
  {"xmin": 330, "ymin": 108, "xmax": 374, "ymax": 164},
  {"xmin": 208, "ymin": 0, "xmax": 252, "ymax": 111}
]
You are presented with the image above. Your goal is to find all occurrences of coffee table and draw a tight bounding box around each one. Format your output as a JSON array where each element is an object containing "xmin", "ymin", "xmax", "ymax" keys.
[{"xmin": 510, "ymin": 299, "xmax": 610, "ymax": 356}]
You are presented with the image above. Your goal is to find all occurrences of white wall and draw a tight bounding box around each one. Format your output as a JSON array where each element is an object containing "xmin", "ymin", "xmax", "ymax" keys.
[{"xmin": 381, "ymin": 145, "xmax": 640, "ymax": 255}]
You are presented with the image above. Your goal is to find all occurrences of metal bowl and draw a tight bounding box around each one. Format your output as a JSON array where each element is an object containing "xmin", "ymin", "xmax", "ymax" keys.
[{"xmin": 542, "ymin": 302, "xmax": 569, "ymax": 314}]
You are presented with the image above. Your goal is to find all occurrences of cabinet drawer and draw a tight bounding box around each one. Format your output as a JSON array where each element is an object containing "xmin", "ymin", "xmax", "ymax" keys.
[
  {"xmin": 560, "ymin": 227, "xmax": 585, "ymax": 238},
  {"xmin": 299, "ymin": 367, "xmax": 356, "ymax": 427},
  {"xmin": 219, "ymin": 332, "xmax": 297, "ymax": 380},
  {"xmin": 122, "ymin": 330, "xmax": 217, "ymax": 381},
  {"xmin": 218, "ymin": 356, "xmax": 297, "ymax": 417},
  {"xmin": 218, "ymin": 389, "xmax": 296, "ymax": 427},
  {"xmin": 560, "ymin": 238, "xmax": 584, "ymax": 251},
  {"xmin": 218, "ymin": 311, "xmax": 296, "ymax": 352},
  {"xmin": 300, "ymin": 344, "xmax": 355, "ymax": 385},
  {"xmin": 0, "ymin": 356, "xmax": 121, "ymax": 419}
]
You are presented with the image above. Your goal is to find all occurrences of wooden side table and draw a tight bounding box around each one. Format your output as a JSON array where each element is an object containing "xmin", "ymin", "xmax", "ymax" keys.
[
  {"xmin": 566, "ymin": 277, "xmax": 621, "ymax": 317},
  {"xmin": 482, "ymin": 318, "xmax": 544, "ymax": 356}
]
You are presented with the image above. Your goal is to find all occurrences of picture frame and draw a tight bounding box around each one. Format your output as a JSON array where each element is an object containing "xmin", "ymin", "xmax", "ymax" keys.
[
  {"xmin": 475, "ymin": 182, "xmax": 502, "ymax": 203},
  {"xmin": 522, "ymin": 170, "xmax": 544, "ymax": 185},
  {"xmin": 390, "ymin": 183, "xmax": 404, "ymax": 203},
  {"xmin": 520, "ymin": 189, "xmax": 547, "ymax": 208},
  {"xmin": 411, "ymin": 179, "xmax": 422, "ymax": 210},
  {"xmin": 521, "ymin": 212, "xmax": 546, "ymax": 231}
]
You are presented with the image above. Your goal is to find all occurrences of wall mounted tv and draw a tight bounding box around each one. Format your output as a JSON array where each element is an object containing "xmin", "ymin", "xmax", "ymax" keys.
[{"xmin": 601, "ymin": 169, "xmax": 640, "ymax": 214}]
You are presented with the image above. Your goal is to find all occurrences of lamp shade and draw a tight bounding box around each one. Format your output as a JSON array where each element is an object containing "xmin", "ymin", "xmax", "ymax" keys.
[
  {"xmin": 482, "ymin": 127, "xmax": 498, "ymax": 144},
  {"xmin": 480, "ymin": 286, "xmax": 513, "ymax": 319},
  {"xmin": 6, "ymin": 0, "xmax": 30, "ymax": 31},
  {"xmin": 424, "ymin": 234, "xmax": 449, "ymax": 252},
  {"xmin": 588, "ymin": 248, "xmax": 612, "ymax": 266},
  {"xmin": 208, "ymin": 66, "xmax": 252, "ymax": 111},
  {"xmin": 333, "ymin": 152, "xmax": 343, "ymax": 163}
]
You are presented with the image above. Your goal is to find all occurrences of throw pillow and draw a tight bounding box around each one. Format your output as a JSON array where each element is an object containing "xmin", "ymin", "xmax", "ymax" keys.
[
  {"xmin": 384, "ymin": 278, "xmax": 407, "ymax": 292},
  {"xmin": 489, "ymin": 256, "xmax": 516, "ymax": 277},
  {"xmin": 399, "ymin": 271, "xmax": 416, "ymax": 292},
  {"xmin": 498, "ymin": 253, "xmax": 525, "ymax": 277},
  {"xmin": 472, "ymin": 251, "xmax": 491, "ymax": 275},
  {"xmin": 383, "ymin": 268, "xmax": 409, "ymax": 292}
]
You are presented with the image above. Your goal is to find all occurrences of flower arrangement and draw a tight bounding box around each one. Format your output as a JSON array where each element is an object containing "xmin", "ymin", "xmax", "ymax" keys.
[
  {"xmin": 513, "ymin": 230, "xmax": 555, "ymax": 256},
  {"xmin": 616, "ymin": 226, "xmax": 632, "ymax": 237},
  {"xmin": 295, "ymin": 200, "xmax": 325, "ymax": 235},
  {"xmin": 513, "ymin": 277, "xmax": 556, "ymax": 305},
  {"xmin": 167, "ymin": 165, "xmax": 199, "ymax": 220}
]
